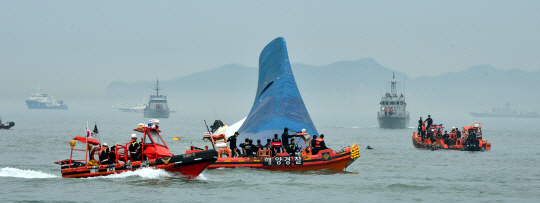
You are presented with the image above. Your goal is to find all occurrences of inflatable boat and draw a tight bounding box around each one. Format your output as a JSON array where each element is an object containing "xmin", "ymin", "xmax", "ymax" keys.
[
  {"xmin": 55, "ymin": 121, "xmax": 218, "ymax": 178},
  {"xmin": 412, "ymin": 123, "xmax": 491, "ymax": 151},
  {"xmin": 190, "ymin": 132, "xmax": 360, "ymax": 171}
]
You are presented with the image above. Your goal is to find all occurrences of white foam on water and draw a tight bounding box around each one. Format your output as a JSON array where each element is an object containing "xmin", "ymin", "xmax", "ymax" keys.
[
  {"xmin": 195, "ymin": 173, "xmax": 207, "ymax": 180},
  {"xmin": 0, "ymin": 167, "xmax": 58, "ymax": 179},
  {"xmin": 93, "ymin": 167, "xmax": 172, "ymax": 179}
]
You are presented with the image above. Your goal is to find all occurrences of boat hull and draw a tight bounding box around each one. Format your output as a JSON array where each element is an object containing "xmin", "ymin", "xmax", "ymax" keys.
[
  {"xmin": 411, "ymin": 132, "xmax": 491, "ymax": 151},
  {"xmin": 26, "ymin": 100, "xmax": 68, "ymax": 110},
  {"xmin": 378, "ymin": 116, "xmax": 410, "ymax": 129},
  {"xmin": 144, "ymin": 109, "xmax": 170, "ymax": 118},
  {"xmin": 206, "ymin": 145, "xmax": 360, "ymax": 171},
  {"xmin": 59, "ymin": 150, "xmax": 217, "ymax": 178}
]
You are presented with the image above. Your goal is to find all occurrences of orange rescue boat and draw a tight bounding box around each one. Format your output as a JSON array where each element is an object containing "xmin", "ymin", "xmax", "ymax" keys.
[
  {"xmin": 189, "ymin": 132, "xmax": 360, "ymax": 171},
  {"xmin": 412, "ymin": 123, "xmax": 491, "ymax": 151},
  {"xmin": 55, "ymin": 121, "xmax": 218, "ymax": 178}
]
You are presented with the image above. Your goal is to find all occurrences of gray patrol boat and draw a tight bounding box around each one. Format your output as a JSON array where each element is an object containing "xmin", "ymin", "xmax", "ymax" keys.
[
  {"xmin": 377, "ymin": 73, "xmax": 410, "ymax": 128},
  {"xmin": 144, "ymin": 79, "xmax": 170, "ymax": 118}
]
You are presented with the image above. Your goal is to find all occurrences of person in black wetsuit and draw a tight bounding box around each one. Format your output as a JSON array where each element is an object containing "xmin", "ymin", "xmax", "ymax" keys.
[
  {"xmin": 249, "ymin": 139, "xmax": 257, "ymax": 157},
  {"xmin": 456, "ymin": 129, "xmax": 461, "ymax": 139},
  {"xmin": 109, "ymin": 145, "xmax": 117, "ymax": 164},
  {"xmin": 287, "ymin": 139, "xmax": 300, "ymax": 155},
  {"xmin": 443, "ymin": 131, "xmax": 450, "ymax": 145},
  {"xmin": 281, "ymin": 127, "xmax": 295, "ymax": 152},
  {"xmin": 424, "ymin": 115, "xmax": 433, "ymax": 130},
  {"xmin": 418, "ymin": 117, "xmax": 423, "ymax": 133},
  {"xmin": 239, "ymin": 138, "xmax": 249, "ymax": 157},
  {"xmin": 227, "ymin": 132, "xmax": 239, "ymax": 157},
  {"xmin": 271, "ymin": 134, "xmax": 282, "ymax": 154},
  {"xmin": 100, "ymin": 143, "xmax": 112, "ymax": 165},
  {"xmin": 311, "ymin": 135, "xmax": 317, "ymax": 154}
]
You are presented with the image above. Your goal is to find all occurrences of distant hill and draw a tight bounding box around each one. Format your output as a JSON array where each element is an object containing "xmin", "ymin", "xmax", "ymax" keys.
[{"xmin": 106, "ymin": 59, "xmax": 540, "ymax": 121}]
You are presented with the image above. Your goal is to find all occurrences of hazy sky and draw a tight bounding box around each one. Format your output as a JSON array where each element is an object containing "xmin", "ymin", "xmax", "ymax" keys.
[{"xmin": 1, "ymin": 1, "xmax": 539, "ymax": 98}]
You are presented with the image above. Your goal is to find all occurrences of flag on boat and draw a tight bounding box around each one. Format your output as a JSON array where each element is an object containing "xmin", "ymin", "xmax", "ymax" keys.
[
  {"xmin": 85, "ymin": 122, "xmax": 91, "ymax": 137},
  {"xmin": 90, "ymin": 122, "xmax": 99, "ymax": 139}
]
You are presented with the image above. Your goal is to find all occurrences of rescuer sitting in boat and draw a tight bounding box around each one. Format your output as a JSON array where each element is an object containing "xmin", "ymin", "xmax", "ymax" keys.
[
  {"xmin": 129, "ymin": 134, "xmax": 140, "ymax": 161},
  {"xmin": 443, "ymin": 131, "xmax": 450, "ymax": 145},
  {"xmin": 249, "ymin": 139, "xmax": 257, "ymax": 157},
  {"xmin": 109, "ymin": 145, "xmax": 117, "ymax": 164},
  {"xmin": 311, "ymin": 135, "xmax": 318, "ymax": 155},
  {"xmin": 227, "ymin": 132, "xmax": 239, "ymax": 157},
  {"xmin": 271, "ymin": 134, "xmax": 282, "ymax": 154},
  {"xmin": 100, "ymin": 143, "xmax": 112, "ymax": 165},
  {"xmin": 238, "ymin": 138, "xmax": 248, "ymax": 157},
  {"xmin": 314, "ymin": 134, "xmax": 329, "ymax": 155},
  {"xmin": 287, "ymin": 138, "xmax": 300, "ymax": 155},
  {"xmin": 263, "ymin": 139, "xmax": 272, "ymax": 156},
  {"xmin": 255, "ymin": 139, "xmax": 264, "ymax": 155}
]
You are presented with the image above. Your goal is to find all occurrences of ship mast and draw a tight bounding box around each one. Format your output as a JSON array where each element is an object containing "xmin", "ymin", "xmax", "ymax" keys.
[
  {"xmin": 154, "ymin": 79, "xmax": 160, "ymax": 97},
  {"xmin": 391, "ymin": 72, "xmax": 397, "ymax": 96}
]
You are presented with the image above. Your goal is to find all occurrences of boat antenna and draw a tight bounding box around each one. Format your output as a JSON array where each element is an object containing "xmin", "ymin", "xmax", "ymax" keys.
[
  {"xmin": 214, "ymin": 110, "xmax": 219, "ymax": 120},
  {"xmin": 154, "ymin": 79, "xmax": 160, "ymax": 97},
  {"xmin": 204, "ymin": 120, "xmax": 212, "ymax": 135}
]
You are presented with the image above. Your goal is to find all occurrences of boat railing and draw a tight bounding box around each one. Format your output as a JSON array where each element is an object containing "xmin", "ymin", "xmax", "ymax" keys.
[{"xmin": 378, "ymin": 111, "xmax": 410, "ymax": 118}]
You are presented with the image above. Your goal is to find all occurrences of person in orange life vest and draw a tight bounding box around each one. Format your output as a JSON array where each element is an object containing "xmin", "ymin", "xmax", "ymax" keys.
[{"xmin": 314, "ymin": 134, "xmax": 328, "ymax": 155}]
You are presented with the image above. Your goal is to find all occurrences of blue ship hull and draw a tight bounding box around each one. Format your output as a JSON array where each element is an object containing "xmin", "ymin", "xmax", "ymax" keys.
[
  {"xmin": 26, "ymin": 100, "xmax": 68, "ymax": 110},
  {"xmin": 237, "ymin": 37, "xmax": 318, "ymax": 141}
]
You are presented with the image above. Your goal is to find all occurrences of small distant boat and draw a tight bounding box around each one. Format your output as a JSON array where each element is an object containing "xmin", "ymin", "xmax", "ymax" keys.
[
  {"xmin": 0, "ymin": 117, "xmax": 15, "ymax": 130},
  {"xmin": 119, "ymin": 97, "xmax": 147, "ymax": 113},
  {"xmin": 470, "ymin": 102, "xmax": 540, "ymax": 118},
  {"xmin": 26, "ymin": 85, "xmax": 68, "ymax": 110}
]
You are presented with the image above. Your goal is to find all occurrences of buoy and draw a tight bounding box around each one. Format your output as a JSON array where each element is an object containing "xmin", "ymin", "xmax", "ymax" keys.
[
  {"xmin": 70, "ymin": 140, "xmax": 76, "ymax": 147},
  {"xmin": 172, "ymin": 137, "xmax": 180, "ymax": 141}
]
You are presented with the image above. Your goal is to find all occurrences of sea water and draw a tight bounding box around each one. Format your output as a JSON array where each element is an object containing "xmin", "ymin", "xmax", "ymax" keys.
[{"xmin": 1, "ymin": 107, "xmax": 539, "ymax": 202}]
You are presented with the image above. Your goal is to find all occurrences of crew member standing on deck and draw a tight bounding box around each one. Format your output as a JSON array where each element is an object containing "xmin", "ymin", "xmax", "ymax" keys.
[
  {"xmin": 281, "ymin": 127, "xmax": 295, "ymax": 152},
  {"xmin": 424, "ymin": 115, "xmax": 433, "ymax": 130},
  {"xmin": 128, "ymin": 134, "xmax": 140, "ymax": 161},
  {"xmin": 227, "ymin": 132, "xmax": 239, "ymax": 157},
  {"xmin": 418, "ymin": 117, "xmax": 423, "ymax": 133}
]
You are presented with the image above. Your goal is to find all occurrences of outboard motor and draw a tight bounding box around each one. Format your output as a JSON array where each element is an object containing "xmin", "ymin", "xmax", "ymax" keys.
[{"xmin": 9, "ymin": 122, "xmax": 15, "ymax": 127}]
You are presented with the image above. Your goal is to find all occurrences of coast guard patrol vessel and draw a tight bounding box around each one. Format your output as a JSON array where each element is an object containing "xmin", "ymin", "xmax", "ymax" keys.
[
  {"xmin": 377, "ymin": 73, "xmax": 409, "ymax": 128},
  {"xmin": 144, "ymin": 80, "xmax": 170, "ymax": 118}
]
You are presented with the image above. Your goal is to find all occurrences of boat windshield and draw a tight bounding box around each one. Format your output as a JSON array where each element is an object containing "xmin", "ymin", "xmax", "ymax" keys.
[{"xmin": 147, "ymin": 130, "xmax": 166, "ymax": 146}]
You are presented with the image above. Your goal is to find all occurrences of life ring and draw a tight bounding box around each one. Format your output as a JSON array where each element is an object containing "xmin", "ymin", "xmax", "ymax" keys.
[
  {"xmin": 90, "ymin": 147, "xmax": 101, "ymax": 163},
  {"xmin": 217, "ymin": 148, "xmax": 232, "ymax": 158},
  {"xmin": 456, "ymin": 139, "xmax": 462, "ymax": 146}
]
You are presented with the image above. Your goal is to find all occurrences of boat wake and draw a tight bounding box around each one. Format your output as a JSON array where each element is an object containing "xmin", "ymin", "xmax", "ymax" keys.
[
  {"xmin": 87, "ymin": 167, "xmax": 208, "ymax": 180},
  {"xmin": 0, "ymin": 167, "xmax": 58, "ymax": 179},
  {"xmin": 91, "ymin": 168, "xmax": 173, "ymax": 179}
]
